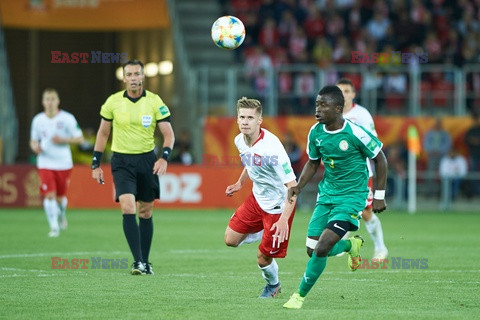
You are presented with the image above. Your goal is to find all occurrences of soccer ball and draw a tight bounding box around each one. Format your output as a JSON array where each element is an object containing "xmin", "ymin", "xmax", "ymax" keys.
[{"xmin": 211, "ymin": 16, "xmax": 246, "ymax": 50}]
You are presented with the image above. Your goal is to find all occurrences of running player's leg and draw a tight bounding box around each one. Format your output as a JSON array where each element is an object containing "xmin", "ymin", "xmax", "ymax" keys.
[
  {"xmin": 55, "ymin": 169, "xmax": 72, "ymax": 231},
  {"xmin": 363, "ymin": 179, "xmax": 388, "ymax": 259},
  {"xmin": 257, "ymin": 206, "xmax": 296, "ymax": 298},
  {"xmin": 138, "ymin": 201, "xmax": 154, "ymax": 274},
  {"xmin": 112, "ymin": 153, "xmax": 144, "ymax": 274},
  {"xmin": 284, "ymin": 203, "xmax": 362, "ymax": 309},
  {"xmin": 225, "ymin": 193, "xmax": 263, "ymax": 247},
  {"xmin": 38, "ymin": 169, "xmax": 60, "ymax": 237},
  {"xmin": 136, "ymin": 151, "xmax": 160, "ymax": 275}
]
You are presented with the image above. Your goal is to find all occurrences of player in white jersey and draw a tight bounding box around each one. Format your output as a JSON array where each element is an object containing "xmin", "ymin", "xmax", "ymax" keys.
[
  {"xmin": 30, "ymin": 89, "xmax": 84, "ymax": 237},
  {"xmin": 224, "ymin": 97, "xmax": 297, "ymax": 298},
  {"xmin": 337, "ymin": 78, "xmax": 388, "ymax": 260}
]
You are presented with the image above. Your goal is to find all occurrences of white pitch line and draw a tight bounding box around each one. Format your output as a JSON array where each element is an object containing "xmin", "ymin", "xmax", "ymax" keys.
[
  {"xmin": 0, "ymin": 251, "xmax": 128, "ymax": 259},
  {"xmin": 0, "ymin": 267, "xmax": 49, "ymax": 273}
]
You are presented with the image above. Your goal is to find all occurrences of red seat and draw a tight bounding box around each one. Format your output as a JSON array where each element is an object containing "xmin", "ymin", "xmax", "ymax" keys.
[
  {"xmin": 431, "ymin": 81, "xmax": 453, "ymax": 108},
  {"xmin": 385, "ymin": 93, "xmax": 405, "ymax": 111}
]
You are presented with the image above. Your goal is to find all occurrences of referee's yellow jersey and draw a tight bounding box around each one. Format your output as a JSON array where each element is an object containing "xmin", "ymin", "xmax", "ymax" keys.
[{"xmin": 100, "ymin": 90, "xmax": 171, "ymax": 154}]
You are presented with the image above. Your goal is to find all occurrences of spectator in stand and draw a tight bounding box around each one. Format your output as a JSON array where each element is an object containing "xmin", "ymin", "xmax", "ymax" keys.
[
  {"xmin": 258, "ymin": 17, "xmax": 279, "ymax": 50},
  {"xmin": 303, "ymin": 6, "xmax": 325, "ymax": 49},
  {"xmin": 170, "ymin": 129, "xmax": 194, "ymax": 166},
  {"xmin": 244, "ymin": 46, "xmax": 273, "ymax": 90},
  {"xmin": 311, "ymin": 37, "xmax": 333, "ymax": 68},
  {"xmin": 277, "ymin": 10, "xmax": 297, "ymax": 48},
  {"xmin": 464, "ymin": 112, "xmax": 480, "ymax": 196},
  {"xmin": 288, "ymin": 25, "xmax": 308, "ymax": 63},
  {"xmin": 294, "ymin": 71, "xmax": 315, "ymax": 114},
  {"xmin": 332, "ymin": 36, "xmax": 351, "ymax": 64},
  {"xmin": 282, "ymin": 131, "xmax": 302, "ymax": 177},
  {"xmin": 423, "ymin": 117, "xmax": 452, "ymax": 197},
  {"xmin": 439, "ymin": 149, "xmax": 468, "ymax": 209},
  {"xmin": 366, "ymin": 11, "xmax": 390, "ymax": 41}
]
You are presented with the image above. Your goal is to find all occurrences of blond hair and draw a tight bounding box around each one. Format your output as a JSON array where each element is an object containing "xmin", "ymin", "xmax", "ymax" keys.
[{"xmin": 236, "ymin": 97, "xmax": 262, "ymax": 116}]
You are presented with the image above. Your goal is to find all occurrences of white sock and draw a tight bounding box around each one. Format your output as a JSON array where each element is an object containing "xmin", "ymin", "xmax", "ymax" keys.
[
  {"xmin": 44, "ymin": 198, "xmax": 59, "ymax": 231},
  {"xmin": 239, "ymin": 230, "xmax": 264, "ymax": 246},
  {"xmin": 364, "ymin": 214, "xmax": 386, "ymax": 251},
  {"xmin": 59, "ymin": 197, "xmax": 68, "ymax": 218},
  {"xmin": 259, "ymin": 259, "xmax": 279, "ymax": 285}
]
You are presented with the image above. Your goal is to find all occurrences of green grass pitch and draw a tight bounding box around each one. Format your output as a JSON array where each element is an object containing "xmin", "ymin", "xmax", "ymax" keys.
[{"xmin": 0, "ymin": 208, "xmax": 478, "ymax": 319}]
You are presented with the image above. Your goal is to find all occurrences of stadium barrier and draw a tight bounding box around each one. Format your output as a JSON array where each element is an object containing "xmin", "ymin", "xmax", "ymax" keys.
[{"xmin": 0, "ymin": 164, "xmax": 250, "ymax": 209}]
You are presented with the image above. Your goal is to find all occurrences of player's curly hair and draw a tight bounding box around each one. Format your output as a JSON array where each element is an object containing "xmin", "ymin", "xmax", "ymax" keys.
[{"xmin": 236, "ymin": 97, "xmax": 262, "ymax": 116}]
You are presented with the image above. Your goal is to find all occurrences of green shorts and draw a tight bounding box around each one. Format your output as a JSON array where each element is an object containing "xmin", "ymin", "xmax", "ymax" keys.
[{"xmin": 307, "ymin": 201, "xmax": 364, "ymax": 237}]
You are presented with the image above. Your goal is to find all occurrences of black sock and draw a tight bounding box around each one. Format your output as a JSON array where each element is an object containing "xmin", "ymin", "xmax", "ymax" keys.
[
  {"xmin": 139, "ymin": 217, "xmax": 154, "ymax": 263},
  {"xmin": 122, "ymin": 214, "xmax": 142, "ymax": 262}
]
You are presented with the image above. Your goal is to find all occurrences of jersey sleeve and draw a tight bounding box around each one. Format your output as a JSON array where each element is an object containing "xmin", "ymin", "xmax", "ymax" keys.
[
  {"xmin": 30, "ymin": 116, "xmax": 40, "ymax": 141},
  {"xmin": 362, "ymin": 110, "xmax": 377, "ymax": 137},
  {"xmin": 67, "ymin": 114, "xmax": 83, "ymax": 138},
  {"xmin": 100, "ymin": 95, "xmax": 114, "ymax": 120},
  {"xmin": 351, "ymin": 123, "xmax": 383, "ymax": 159},
  {"xmin": 154, "ymin": 96, "xmax": 171, "ymax": 121},
  {"xmin": 271, "ymin": 138, "xmax": 296, "ymax": 184},
  {"xmin": 306, "ymin": 124, "xmax": 321, "ymax": 160}
]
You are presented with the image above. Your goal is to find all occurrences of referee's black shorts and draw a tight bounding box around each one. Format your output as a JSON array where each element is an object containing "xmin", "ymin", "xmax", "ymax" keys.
[{"xmin": 111, "ymin": 150, "xmax": 159, "ymax": 202}]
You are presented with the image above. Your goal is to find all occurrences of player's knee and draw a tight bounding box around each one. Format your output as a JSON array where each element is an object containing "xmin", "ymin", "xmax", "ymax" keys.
[
  {"xmin": 306, "ymin": 237, "xmax": 318, "ymax": 257},
  {"xmin": 306, "ymin": 247, "xmax": 313, "ymax": 257},
  {"xmin": 362, "ymin": 207, "xmax": 373, "ymax": 221},
  {"xmin": 44, "ymin": 192, "xmax": 56, "ymax": 200},
  {"xmin": 224, "ymin": 235, "xmax": 240, "ymax": 247},
  {"xmin": 314, "ymin": 246, "xmax": 329, "ymax": 257},
  {"xmin": 257, "ymin": 252, "xmax": 271, "ymax": 267}
]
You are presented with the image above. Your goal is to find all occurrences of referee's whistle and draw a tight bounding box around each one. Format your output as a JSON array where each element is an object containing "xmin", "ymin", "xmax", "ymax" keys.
[{"xmin": 99, "ymin": 179, "xmax": 104, "ymax": 185}]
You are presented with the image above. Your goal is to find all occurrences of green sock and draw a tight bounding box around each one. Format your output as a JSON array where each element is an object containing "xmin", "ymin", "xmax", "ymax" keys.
[
  {"xmin": 298, "ymin": 254, "xmax": 327, "ymax": 297},
  {"xmin": 328, "ymin": 239, "xmax": 350, "ymax": 256}
]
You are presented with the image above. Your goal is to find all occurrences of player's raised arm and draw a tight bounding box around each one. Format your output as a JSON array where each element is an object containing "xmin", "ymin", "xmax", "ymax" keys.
[
  {"xmin": 372, "ymin": 149, "xmax": 388, "ymax": 213},
  {"xmin": 226, "ymin": 167, "xmax": 249, "ymax": 197}
]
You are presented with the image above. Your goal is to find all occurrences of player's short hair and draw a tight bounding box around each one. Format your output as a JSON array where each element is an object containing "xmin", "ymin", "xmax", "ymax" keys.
[
  {"xmin": 42, "ymin": 88, "xmax": 59, "ymax": 97},
  {"xmin": 336, "ymin": 78, "xmax": 355, "ymax": 91},
  {"xmin": 123, "ymin": 59, "xmax": 144, "ymax": 73},
  {"xmin": 236, "ymin": 97, "xmax": 262, "ymax": 116},
  {"xmin": 318, "ymin": 85, "xmax": 345, "ymax": 109}
]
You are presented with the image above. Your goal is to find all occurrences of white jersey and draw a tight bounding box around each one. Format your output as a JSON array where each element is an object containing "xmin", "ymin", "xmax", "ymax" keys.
[
  {"xmin": 343, "ymin": 103, "xmax": 377, "ymax": 137},
  {"xmin": 344, "ymin": 103, "xmax": 377, "ymax": 177},
  {"xmin": 235, "ymin": 129, "xmax": 296, "ymax": 214},
  {"xmin": 30, "ymin": 110, "xmax": 83, "ymax": 170}
]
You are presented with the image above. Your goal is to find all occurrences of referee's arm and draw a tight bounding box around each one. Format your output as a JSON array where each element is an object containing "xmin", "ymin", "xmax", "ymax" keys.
[{"xmin": 153, "ymin": 121, "xmax": 175, "ymax": 175}]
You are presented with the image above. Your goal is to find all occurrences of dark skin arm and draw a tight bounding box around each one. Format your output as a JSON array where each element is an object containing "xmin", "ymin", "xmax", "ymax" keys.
[
  {"xmin": 287, "ymin": 158, "xmax": 321, "ymax": 203},
  {"xmin": 372, "ymin": 149, "xmax": 388, "ymax": 213}
]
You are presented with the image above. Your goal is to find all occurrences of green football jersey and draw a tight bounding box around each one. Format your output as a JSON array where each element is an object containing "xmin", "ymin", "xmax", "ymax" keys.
[{"xmin": 307, "ymin": 119, "xmax": 383, "ymax": 204}]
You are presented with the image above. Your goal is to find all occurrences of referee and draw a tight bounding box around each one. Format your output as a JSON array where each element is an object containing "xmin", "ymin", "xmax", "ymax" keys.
[{"xmin": 91, "ymin": 59, "xmax": 175, "ymax": 275}]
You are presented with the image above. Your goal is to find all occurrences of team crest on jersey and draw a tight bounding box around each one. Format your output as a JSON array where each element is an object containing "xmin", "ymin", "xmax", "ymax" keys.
[
  {"xmin": 339, "ymin": 140, "xmax": 349, "ymax": 151},
  {"xmin": 56, "ymin": 122, "xmax": 64, "ymax": 129},
  {"xmin": 141, "ymin": 115, "xmax": 152, "ymax": 128},
  {"xmin": 253, "ymin": 153, "xmax": 262, "ymax": 166}
]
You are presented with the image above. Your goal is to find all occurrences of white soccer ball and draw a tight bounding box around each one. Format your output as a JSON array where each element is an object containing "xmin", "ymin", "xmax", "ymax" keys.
[{"xmin": 211, "ymin": 16, "xmax": 246, "ymax": 50}]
